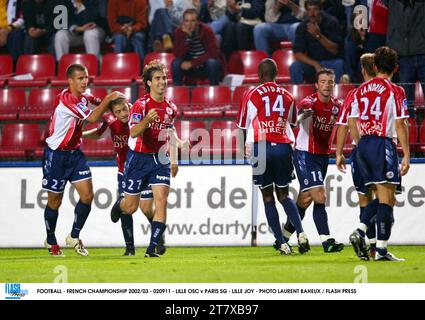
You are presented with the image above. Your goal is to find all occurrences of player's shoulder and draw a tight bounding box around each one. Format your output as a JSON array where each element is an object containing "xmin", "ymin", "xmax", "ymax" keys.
[
  {"xmin": 330, "ymin": 95, "xmax": 344, "ymax": 108},
  {"xmin": 298, "ymin": 93, "xmax": 316, "ymax": 108},
  {"xmin": 164, "ymin": 97, "xmax": 178, "ymax": 112},
  {"xmin": 133, "ymin": 95, "xmax": 148, "ymax": 109}
]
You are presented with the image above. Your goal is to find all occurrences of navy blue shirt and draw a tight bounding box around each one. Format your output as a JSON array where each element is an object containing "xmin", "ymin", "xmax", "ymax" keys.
[
  {"xmin": 293, "ymin": 12, "xmax": 343, "ymax": 61},
  {"xmin": 277, "ymin": 0, "xmax": 300, "ymax": 24}
]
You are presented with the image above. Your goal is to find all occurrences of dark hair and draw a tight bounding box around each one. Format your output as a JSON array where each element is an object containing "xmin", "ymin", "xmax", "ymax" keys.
[
  {"xmin": 142, "ymin": 60, "xmax": 168, "ymax": 93},
  {"xmin": 66, "ymin": 64, "xmax": 87, "ymax": 79},
  {"xmin": 305, "ymin": 0, "xmax": 322, "ymax": 9},
  {"xmin": 360, "ymin": 53, "xmax": 376, "ymax": 77},
  {"xmin": 183, "ymin": 8, "xmax": 199, "ymax": 20},
  {"xmin": 108, "ymin": 97, "xmax": 127, "ymax": 112},
  {"xmin": 315, "ymin": 68, "xmax": 335, "ymax": 82},
  {"xmin": 374, "ymin": 46, "xmax": 398, "ymax": 75},
  {"xmin": 258, "ymin": 58, "xmax": 277, "ymax": 82}
]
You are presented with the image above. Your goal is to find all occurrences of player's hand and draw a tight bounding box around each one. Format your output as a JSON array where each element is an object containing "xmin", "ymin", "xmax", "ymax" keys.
[
  {"xmin": 145, "ymin": 109, "xmax": 158, "ymax": 123},
  {"xmin": 107, "ymin": 91, "xmax": 126, "ymax": 102},
  {"xmin": 179, "ymin": 139, "xmax": 191, "ymax": 151},
  {"xmin": 181, "ymin": 61, "xmax": 192, "ymax": 70},
  {"xmin": 298, "ymin": 108, "xmax": 314, "ymax": 122},
  {"xmin": 171, "ymin": 163, "xmax": 179, "ymax": 177},
  {"xmin": 245, "ymin": 143, "xmax": 252, "ymax": 158},
  {"xmin": 400, "ymin": 157, "xmax": 410, "ymax": 176},
  {"xmin": 336, "ymin": 154, "xmax": 346, "ymax": 173}
]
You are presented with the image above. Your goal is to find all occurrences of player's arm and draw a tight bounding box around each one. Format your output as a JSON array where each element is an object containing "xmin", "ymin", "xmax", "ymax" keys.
[
  {"xmin": 396, "ymin": 118, "xmax": 410, "ymax": 176},
  {"xmin": 86, "ymin": 91, "xmax": 125, "ymax": 123},
  {"xmin": 130, "ymin": 109, "xmax": 158, "ymax": 138},
  {"xmin": 169, "ymin": 129, "xmax": 179, "ymax": 178},
  {"xmin": 82, "ymin": 128, "xmax": 101, "ymax": 139},
  {"xmin": 335, "ymin": 124, "xmax": 348, "ymax": 173}
]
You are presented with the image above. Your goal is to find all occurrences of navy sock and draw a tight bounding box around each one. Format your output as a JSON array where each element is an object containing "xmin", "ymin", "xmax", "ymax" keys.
[
  {"xmin": 146, "ymin": 221, "xmax": 166, "ymax": 253},
  {"xmin": 264, "ymin": 201, "xmax": 285, "ymax": 246},
  {"xmin": 71, "ymin": 200, "xmax": 91, "ymax": 239},
  {"xmin": 357, "ymin": 207, "xmax": 366, "ymax": 237},
  {"xmin": 366, "ymin": 217, "xmax": 376, "ymax": 239},
  {"xmin": 284, "ymin": 205, "xmax": 306, "ymax": 235},
  {"xmin": 377, "ymin": 203, "xmax": 394, "ymax": 241},
  {"xmin": 279, "ymin": 198, "xmax": 304, "ymax": 235},
  {"xmin": 44, "ymin": 206, "xmax": 59, "ymax": 245},
  {"xmin": 361, "ymin": 199, "xmax": 379, "ymax": 227},
  {"xmin": 313, "ymin": 203, "xmax": 330, "ymax": 236},
  {"xmin": 121, "ymin": 214, "xmax": 134, "ymax": 248}
]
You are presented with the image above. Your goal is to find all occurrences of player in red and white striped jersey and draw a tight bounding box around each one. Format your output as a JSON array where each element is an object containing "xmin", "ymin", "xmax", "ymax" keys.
[
  {"xmin": 237, "ymin": 58, "xmax": 310, "ymax": 255},
  {"xmin": 42, "ymin": 63, "xmax": 124, "ymax": 256},
  {"xmin": 110, "ymin": 60, "xmax": 179, "ymax": 258},
  {"xmin": 348, "ymin": 47, "xmax": 410, "ymax": 261},
  {"xmin": 284, "ymin": 68, "xmax": 345, "ymax": 253}
]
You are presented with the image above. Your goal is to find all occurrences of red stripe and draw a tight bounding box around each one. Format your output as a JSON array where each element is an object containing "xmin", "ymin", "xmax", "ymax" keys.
[{"xmin": 58, "ymin": 119, "xmax": 76, "ymax": 149}]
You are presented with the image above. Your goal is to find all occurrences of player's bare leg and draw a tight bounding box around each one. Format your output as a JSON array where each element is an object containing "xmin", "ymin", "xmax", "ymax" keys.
[
  {"xmin": 275, "ymin": 187, "xmax": 310, "ymax": 254},
  {"xmin": 111, "ymin": 193, "xmax": 140, "ymax": 222},
  {"xmin": 44, "ymin": 192, "xmax": 65, "ymax": 256},
  {"xmin": 139, "ymin": 199, "xmax": 166, "ymax": 255},
  {"xmin": 143, "ymin": 185, "xmax": 169, "ymax": 257},
  {"xmin": 66, "ymin": 179, "xmax": 94, "ymax": 256}
]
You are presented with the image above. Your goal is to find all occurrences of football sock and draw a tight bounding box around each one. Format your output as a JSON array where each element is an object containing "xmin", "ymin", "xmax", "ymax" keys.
[
  {"xmin": 44, "ymin": 206, "xmax": 59, "ymax": 245},
  {"xmin": 313, "ymin": 203, "xmax": 330, "ymax": 236},
  {"xmin": 146, "ymin": 221, "xmax": 166, "ymax": 253},
  {"xmin": 279, "ymin": 197, "xmax": 304, "ymax": 235},
  {"xmin": 376, "ymin": 203, "xmax": 394, "ymax": 241},
  {"xmin": 264, "ymin": 201, "xmax": 285, "ymax": 246},
  {"xmin": 361, "ymin": 199, "xmax": 379, "ymax": 228},
  {"xmin": 121, "ymin": 213, "xmax": 134, "ymax": 248},
  {"xmin": 70, "ymin": 200, "xmax": 91, "ymax": 239},
  {"xmin": 283, "ymin": 205, "xmax": 306, "ymax": 236}
]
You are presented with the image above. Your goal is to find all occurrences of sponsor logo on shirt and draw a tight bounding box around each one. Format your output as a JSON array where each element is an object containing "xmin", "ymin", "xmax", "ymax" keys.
[
  {"xmin": 132, "ymin": 113, "xmax": 142, "ymax": 123},
  {"xmin": 403, "ymin": 99, "xmax": 408, "ymax": 111},
  {"xmin": 77, "ymin": 102, "xmax": 88, "ymax": 112}
]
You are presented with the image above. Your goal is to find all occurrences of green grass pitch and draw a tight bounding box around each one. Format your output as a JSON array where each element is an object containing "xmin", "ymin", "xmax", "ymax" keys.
[{"xmin": 1, "ymin": 246, "xmax": 424, "ymax": 283}]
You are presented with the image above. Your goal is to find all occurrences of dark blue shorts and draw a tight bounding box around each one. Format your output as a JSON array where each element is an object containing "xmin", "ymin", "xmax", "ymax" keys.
[
  {"xmin": 122, "ymin": 150, "xmax": 171, "ymax": 195},
  {"xmin": 42, "ymin": 147, "xmax": 91, "ymax": 193},
  {"xmin": 252, "ymin": 142, "xmax": 295, "ymax": 189},
  {"xmin": 293, "ymin": 149, "xmax": 329, "ymax": 192},
  {"xmin": 357, "ymin": 135, "xmax": 401, "ymax": 187},
  {"xmin": 350, "ymin": 147, "xmax": 369, "ymax": 195},
  {"xmin": 118, "ymin": 172, "xmax": 153, "ymax": 199}
]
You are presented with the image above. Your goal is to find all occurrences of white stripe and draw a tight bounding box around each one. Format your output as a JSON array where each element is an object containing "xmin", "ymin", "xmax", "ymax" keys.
[
  {"xmin": 42, "ymin": 188, "xmax": 65, "ymax": 194},
  {"xmin": 153, "ymin": 154, "xmax": 158, "ymax": 165},
  {"xmin": 300, "ymin": 184, "xmax": 325, "ymax": 192},
  {"xmin": 71, "ymin": 177, "xmax": 92, "ymax": 184},
  {"xmin": 124, "ymin": 191, "xmax": 142, "ymax": 195}
]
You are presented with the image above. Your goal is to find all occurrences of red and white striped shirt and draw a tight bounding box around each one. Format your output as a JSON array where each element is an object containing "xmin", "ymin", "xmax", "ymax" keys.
[
  {"xmin": 296, "ymin": 93, "xmax": 342, "ymax": 155},
  {"xmin": 128, "ymin": 94, "xmax": 178, "ymax": 153},
  {"xmin": 236, "ymin": 82, "xmax": 297, "ymax": 144},
  {"xmin": 350, "ymin": 78, "xmax": 409, "ymax": 138},
  {"xmin": 46, "ymin": 89, "xmax": 101, "ymax": 150},
  {"xmin": 95, "ymin": 113, "xmax": 129, "ymax": 173}
]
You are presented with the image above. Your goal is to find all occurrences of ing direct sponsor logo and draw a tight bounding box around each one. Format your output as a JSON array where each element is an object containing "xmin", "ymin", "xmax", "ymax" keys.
[{"xmin": 4, "ymin": 283, "xmax": 28, "ymax": 300}]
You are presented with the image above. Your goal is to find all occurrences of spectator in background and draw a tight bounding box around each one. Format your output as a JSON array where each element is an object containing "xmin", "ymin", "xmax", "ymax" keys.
[
  {"xmin": 254, "ymin": 0, "xmax": 301, "ymax": 56},
  {"xmin": 222, "ymin": 0, "xmax": 265, "ymax": 55},
  {"xmin": 194, "ymin": 0, "xmax": 229, "ymax": 45},
  {"xmin": 148, "ymin": 0, "xmax": 189, "ymax": 52},
  {"xmin": 108, "ymin": 0, "xmax": 148, "ymax": 62},
  {"xmin": 365, "ymin": 0, "xmax": 388, "ymax": 53},
  {"xmin": 172, "ymin": 8, "xmax": 221, "ymax": 85},
  {"xmin": 0, "ymin": 0, "xmax": 25, "ymax": 62},
  {"xmin": 23, "ymin": 0, "xmax": 55, "ymax": 55},
  {"xmin": 290, "ymin": 0, "xmax": 343, "ymax": 84},
  {"xmin": 343, "ymin": 11, "xmax": 367, "ymax": 83},
  {"xmin": 54, "ymin": 0, "xmax": 105, "ymax": 61},
  {"xmin": 384, "ymin": 0, "xmax": 425, "ymax": 119}
]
